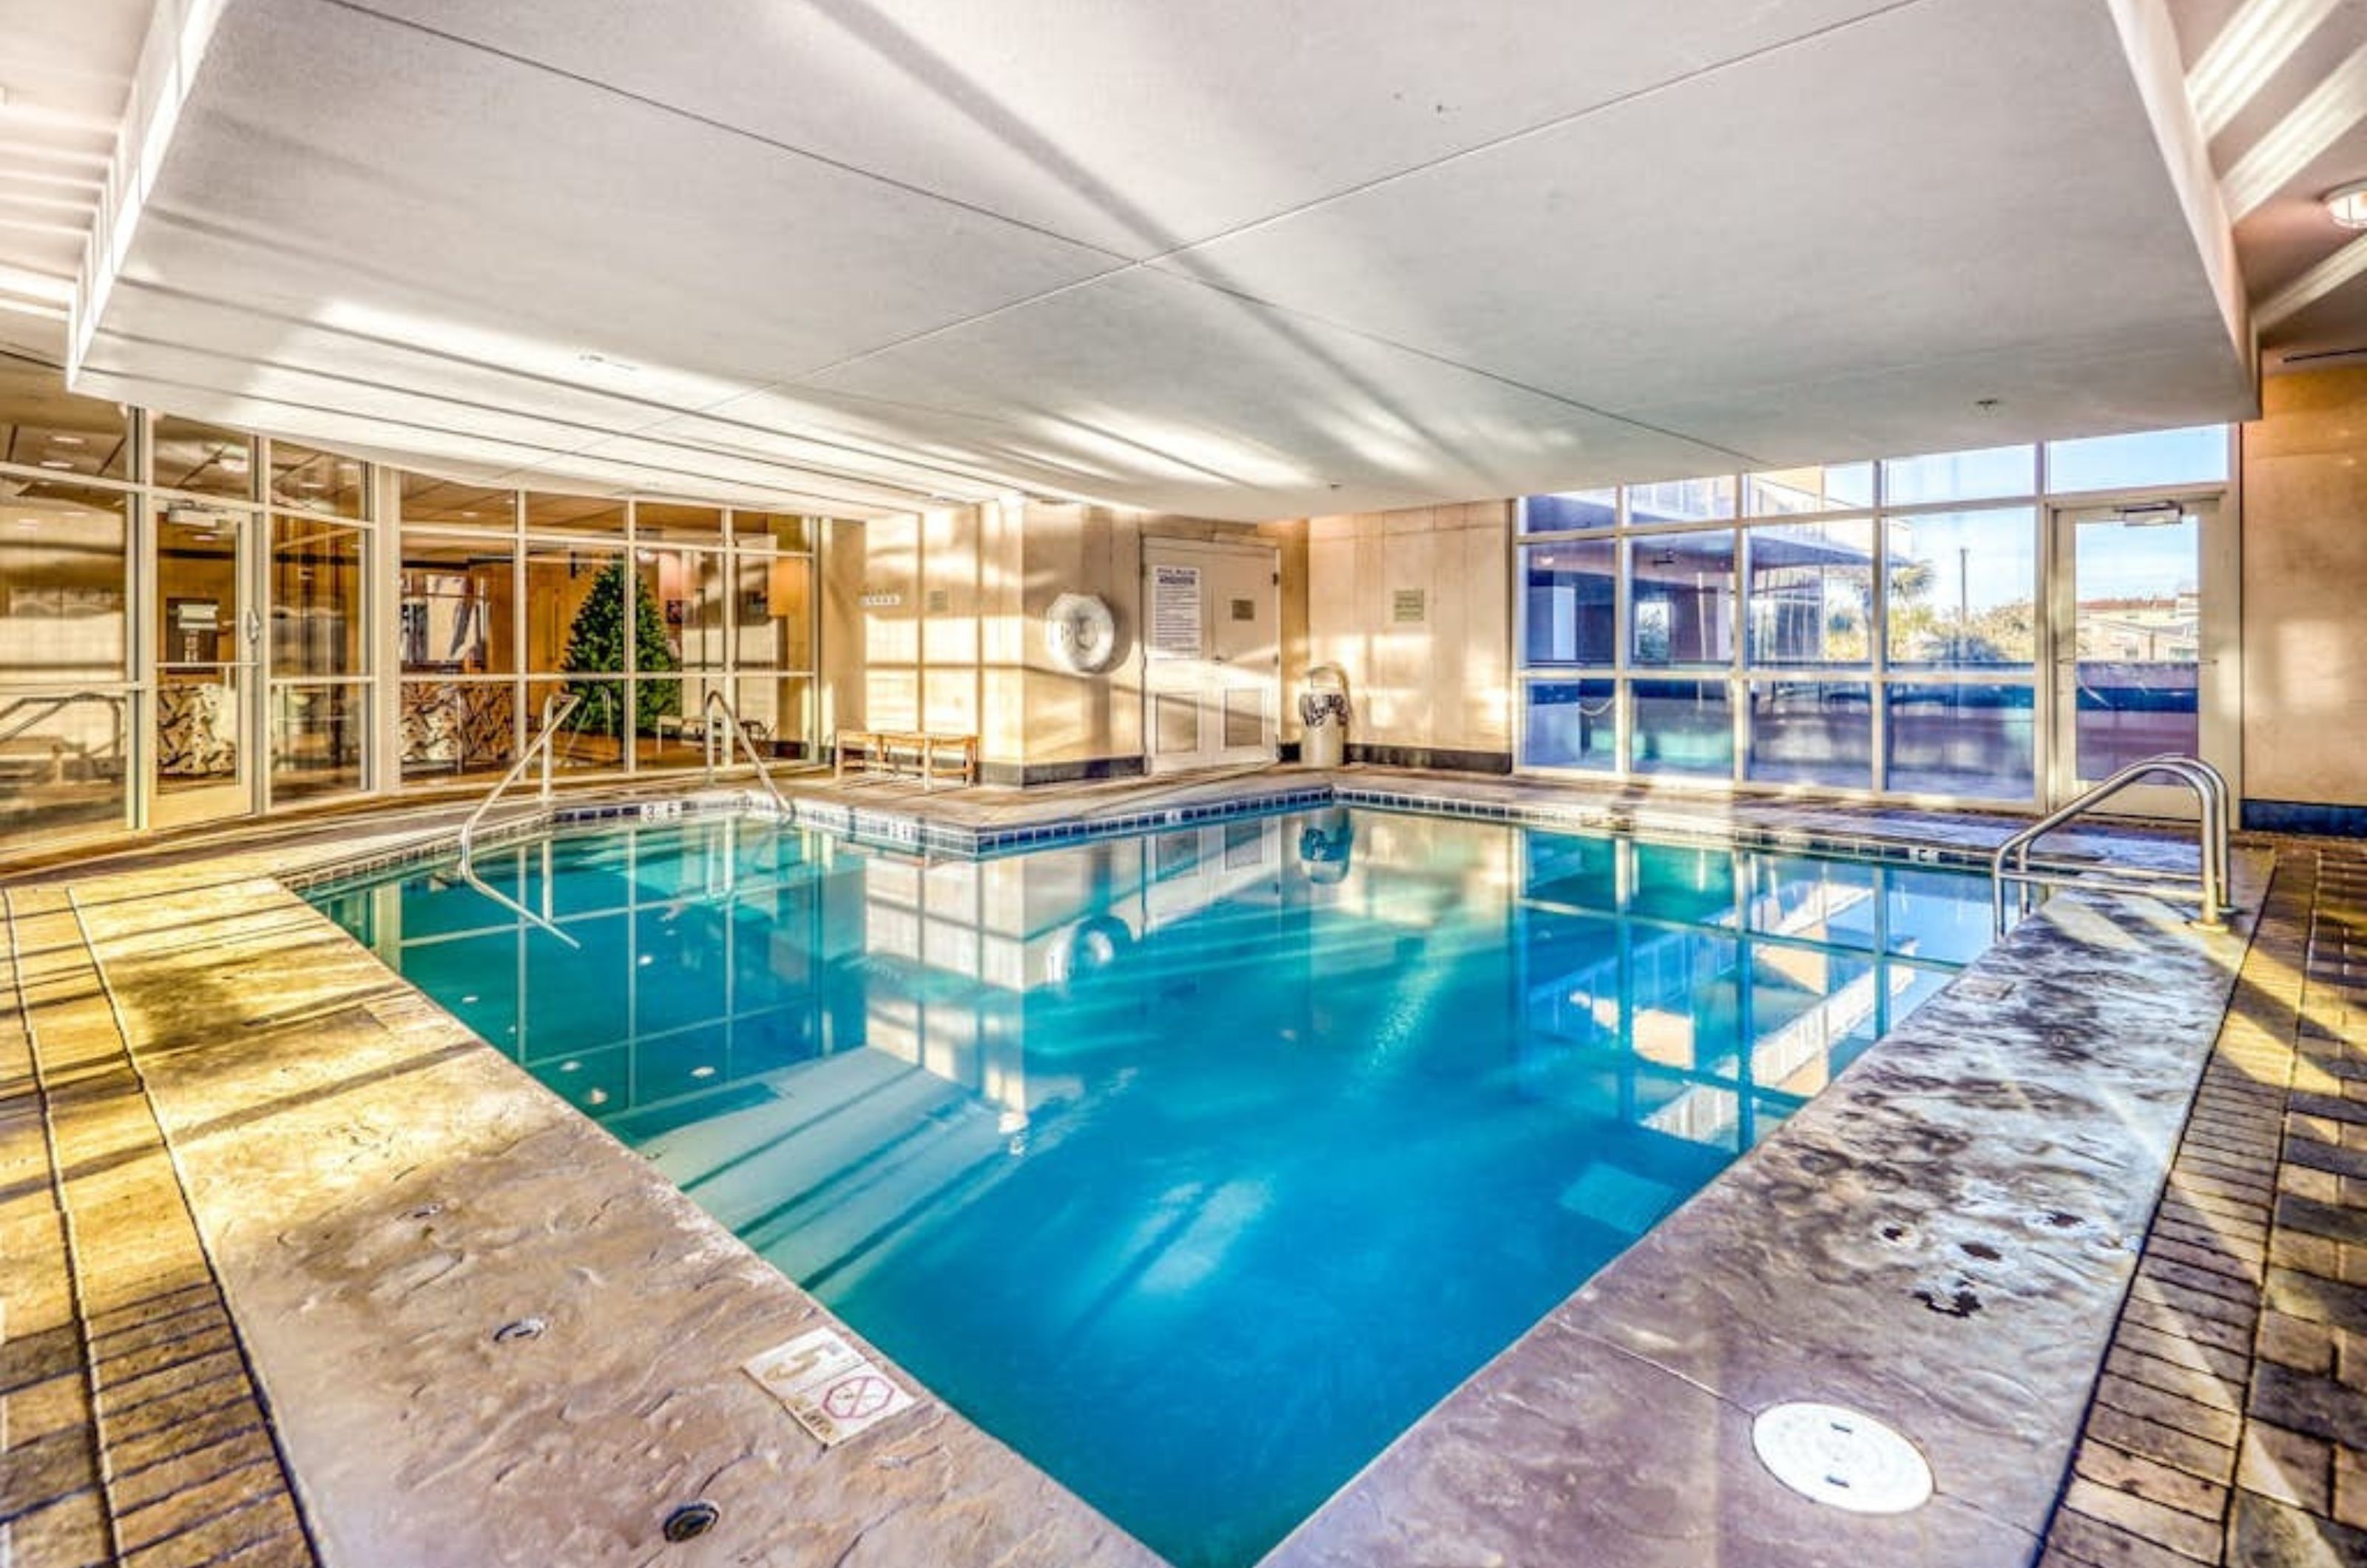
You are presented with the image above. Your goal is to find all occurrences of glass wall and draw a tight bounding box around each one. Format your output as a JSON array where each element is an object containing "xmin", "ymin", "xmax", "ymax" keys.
[
  {"xmin": 1516, "ymin": 429, "xmax": 2229, "ymax": 800},
  {"xmin": 0, "ymin": 351, "xmax": 840, "ymax": 856}
]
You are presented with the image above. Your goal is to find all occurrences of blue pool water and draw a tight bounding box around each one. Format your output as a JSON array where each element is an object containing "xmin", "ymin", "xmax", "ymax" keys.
[{"xmin": 312, "ymin": 807, "xmax": 1995, "ymax": 1567}]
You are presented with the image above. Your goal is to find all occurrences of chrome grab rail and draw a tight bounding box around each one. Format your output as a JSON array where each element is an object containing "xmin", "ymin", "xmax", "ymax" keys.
[
  {"xmin": 454, "ymin": 692, "xmax": 583, "ymax": 948},
  {"xmin": 1990, "ymin": 753, "xmax": 2232, "ymax": 934},
  {"xmin": 699, "ymin": 689, "xmax": 791, "ymax": 817}
]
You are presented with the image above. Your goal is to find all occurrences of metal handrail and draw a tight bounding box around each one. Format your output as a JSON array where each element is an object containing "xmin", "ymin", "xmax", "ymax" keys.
[
  {"xmin": 0, "ymin": 692, "xmax": 127, "ymax": 750},
  {"xmin": 1990, "ymin": 754, "xmax": 2232, "ymax": 933},
  {"xmin": 454, "ymin": 692, "xmax": 584, "ymax": 947},
  {"xmin": 699, "ymin": 689, "xmax": 791, "ymax": 817}
]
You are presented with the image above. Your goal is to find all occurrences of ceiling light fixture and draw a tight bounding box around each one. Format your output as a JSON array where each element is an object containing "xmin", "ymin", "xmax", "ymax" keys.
[{"xmin": 2327, "ymin": 179, "xmax": 2367, "ymax": 229}]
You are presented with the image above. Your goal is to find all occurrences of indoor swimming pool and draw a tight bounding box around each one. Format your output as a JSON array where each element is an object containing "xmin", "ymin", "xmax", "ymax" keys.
[{"xmin": 311, "ymin": 806, "xmax": 1999, "ymax": 1567}]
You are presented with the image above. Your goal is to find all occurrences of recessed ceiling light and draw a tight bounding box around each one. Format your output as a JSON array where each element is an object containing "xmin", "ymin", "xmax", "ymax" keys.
[
  {"xmin": 38, "ymin": 459, "xmax": 72, "ymax": 470},
  {"xmin": 2328, "ymin": 180, "xmax": 2367, "ymax": 230},
  {"xmin": 51, "ymin": 435, "xmax": 84, "ymax": 447}
]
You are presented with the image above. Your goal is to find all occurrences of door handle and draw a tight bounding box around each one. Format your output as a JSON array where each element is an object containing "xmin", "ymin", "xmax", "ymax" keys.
[{"xmin": 242, "ymin": 609, "xmax": 262, "ymax": 646}]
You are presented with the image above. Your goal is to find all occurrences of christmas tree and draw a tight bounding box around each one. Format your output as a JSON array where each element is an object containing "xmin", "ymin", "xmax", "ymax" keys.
[{"xmin": 560, "ymin": 559, "xmax": 680, "ymax": 737}]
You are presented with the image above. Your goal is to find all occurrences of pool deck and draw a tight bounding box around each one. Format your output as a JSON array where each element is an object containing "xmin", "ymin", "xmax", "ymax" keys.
[{"xmin": 1, "ymin": 766, "xmax": 2360, "ymax": 1567}]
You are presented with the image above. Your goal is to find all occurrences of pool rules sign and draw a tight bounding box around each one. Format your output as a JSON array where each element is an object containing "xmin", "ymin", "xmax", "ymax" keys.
[
  {"xmin": 1150, "ymin": 564, "xmax": 1201, "ymax": 658},
  {"xmin": 745, "ymin": 1326, "xmax": 916, "ymax": 1447}
]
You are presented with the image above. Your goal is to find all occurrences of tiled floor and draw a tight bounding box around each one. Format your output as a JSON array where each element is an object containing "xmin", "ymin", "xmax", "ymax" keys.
[
  {"xmin": 1, "ymin": 768, "xmax": 2360, "ymax": 1567},
  {"xmin": 2, "ymin": 887, "xmax": 315, "ymax": 1567},
  {"xmin": 2042, "ymin": 844, "xmax": 2367, "ymax": 1567}
]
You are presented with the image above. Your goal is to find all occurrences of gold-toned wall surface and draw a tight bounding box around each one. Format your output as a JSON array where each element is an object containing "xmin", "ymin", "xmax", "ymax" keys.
[
  {"xmin": 1021, "ymin": 503, "xmax": 1138, "ymax": 769},
  {"xmin": 1306, "ymin": 502, "xmax": 1512, "ymax": 762},
  {"xmin": 2242, "ymin": 368, "xmax": 2367, "ymax": 808},
  {"xmin": 820, "ymin": 518, "xmax": 868, "ymax": 738},
  {"xmin": 1261, "ymin": 518, "xmax": 1311, "ymax": 747},
  {"xmin": 832, "ymin": 501, "xmax": 1290, "ymax": 777},
  {"xmin": 1020, "ymin": 505, "xmax": 1286, "ymax": 772}
]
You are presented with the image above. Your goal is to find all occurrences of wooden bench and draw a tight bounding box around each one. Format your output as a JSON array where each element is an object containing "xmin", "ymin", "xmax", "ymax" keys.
[{"xmin": 834, "ymin": 729, "xmax": 979, "ymax": 790}]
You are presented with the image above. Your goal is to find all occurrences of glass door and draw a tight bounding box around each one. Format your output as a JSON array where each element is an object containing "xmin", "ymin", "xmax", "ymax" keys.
[
  {"xmin": 2046, "ymin": 499, "xmax": 2234, "ymax": 817},
  {"xmin": 153, "ymin": 507, "xmax": 260, "ymax": 827}
]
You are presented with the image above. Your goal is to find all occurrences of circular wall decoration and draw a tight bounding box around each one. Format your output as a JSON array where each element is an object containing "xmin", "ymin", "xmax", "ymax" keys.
[{"xmin": 1044, "ymin": 592, "xmax": 1119, "ymax": 673}]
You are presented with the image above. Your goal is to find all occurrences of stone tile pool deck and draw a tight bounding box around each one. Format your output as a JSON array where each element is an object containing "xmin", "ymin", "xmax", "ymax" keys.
[{"xmin": 1, "ymin": 766, "xmax": 2359, "ymax": 1567}]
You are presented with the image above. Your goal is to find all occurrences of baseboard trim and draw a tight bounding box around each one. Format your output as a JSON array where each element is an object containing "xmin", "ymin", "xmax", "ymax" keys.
[{"xmin": 2241, "ymin": 799, "xmax": 2367, "ymax": 837}]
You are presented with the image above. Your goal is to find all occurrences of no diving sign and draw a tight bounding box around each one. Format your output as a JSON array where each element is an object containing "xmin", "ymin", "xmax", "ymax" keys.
[{"xmin": 744, "ymin": 1327, "xmax": 916, "ymax": 1447}]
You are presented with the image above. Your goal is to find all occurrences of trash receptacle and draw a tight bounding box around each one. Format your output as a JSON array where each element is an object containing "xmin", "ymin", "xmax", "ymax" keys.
[{"xmin": 1299, "ymin": 664, "xmax": 1351, "ymax": 768}]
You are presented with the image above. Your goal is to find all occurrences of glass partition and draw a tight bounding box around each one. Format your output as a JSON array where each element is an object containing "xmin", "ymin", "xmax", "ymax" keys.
[
  {"xmin": 1884, "ymin": 508, "xmax": 2036, "ymax": 668},
  {"xmin": 1744, "ymin": 521, "xmax": 1872, "ymax": 668},
  {"xmin": 154, "ymin": 415, "xmax": 256, "ymax": 499},
  {"xmin": 1519, "ymin": 541, "xmax": 1616, "ymax": 667},
  {"xmin": 0, "ymin": 352, "xmax": 131, "ymax": 481},
  {"xmin": 1629, "ymin": 532, "xmax": 1735, "ymax": 668},
  {"xmin": 401, "ymin": 474, "xmax": 515, "ymax": 529},
  {"xmin": 1880, "ymin": 443, "xmax": 2035, "ymax": 507},
  {"xmin": 0, "ymin": 475, "xmax": 134, "ymax": 845},
  {"xmin": 270, "ymin": 442, "xmax": 367, "ymax": 517}
]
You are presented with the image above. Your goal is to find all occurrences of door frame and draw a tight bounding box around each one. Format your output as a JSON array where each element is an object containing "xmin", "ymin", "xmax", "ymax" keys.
[
  {"xmin": 148, "ymin": 501, "xmax": 266, "ymax": 829},
  {"xmin": 2042, "ymin": 490, "xmax": 2238, "ymax": 817},
  {"xmin": 1141, "ymin": 537, "xmax": 1281, "ymax": 776}
]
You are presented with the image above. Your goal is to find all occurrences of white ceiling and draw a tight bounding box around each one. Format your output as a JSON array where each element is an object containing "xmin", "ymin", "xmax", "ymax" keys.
[
  {"xmin": 2166, "ymin": 0, "xmax": 2367, "ymax": 370},
  {"xmin": 0, "ymin": 0, "xmax": 152, "ymax": 351},
  {"xmin": 10, "ymin": 0, "xmax": 2264, "ymax": 518}
]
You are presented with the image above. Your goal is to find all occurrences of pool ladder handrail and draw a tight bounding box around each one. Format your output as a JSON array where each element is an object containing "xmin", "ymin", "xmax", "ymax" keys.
[
  {"xmin": 698, "ymin": 689, "xmax": 791, "ymax": 818},
  {"xmin": 453, "ymin": 692, "xmax": 582, "ymax": 948},
  {"xmin": 1990, "ymin": 753, "xmax": 2233, "ymax": 935}
]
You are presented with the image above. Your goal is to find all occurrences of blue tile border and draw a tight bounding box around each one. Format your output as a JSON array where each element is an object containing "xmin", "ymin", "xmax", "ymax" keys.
[{"xmin": 284, "ymin": 777, "xmax": 2042, "ymax": 900}]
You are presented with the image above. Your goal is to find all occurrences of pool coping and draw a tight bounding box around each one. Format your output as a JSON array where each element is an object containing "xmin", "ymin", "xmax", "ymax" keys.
[{"xmin": 10, "ymin": 768, "xmax": 2262, "ymax": 1567}]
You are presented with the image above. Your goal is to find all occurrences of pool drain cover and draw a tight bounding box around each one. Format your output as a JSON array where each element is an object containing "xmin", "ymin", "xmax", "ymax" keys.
[{"xmin": 1752, "ymin": 1402, "xmax": 1932, "ymax": 1514}]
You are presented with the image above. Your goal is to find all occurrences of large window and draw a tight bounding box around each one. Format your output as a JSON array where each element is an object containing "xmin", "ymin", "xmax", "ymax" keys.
[{"xmin": 1515, "ymin": 425, "xmax": 2227, "ymax": 802}]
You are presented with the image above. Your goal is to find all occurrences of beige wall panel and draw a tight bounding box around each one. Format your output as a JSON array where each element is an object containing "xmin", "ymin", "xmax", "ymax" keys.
[
  {"xmin": 2243, "ymin": 368, "xmax": 2367, "ymax": 806},
  {"xmin": 1464, "ymin": 519, "xmax": 1513, "ymax": 751},
  {"xmin": 1021, "ymin": 504, "xmax": 1141, "ymax": 767},
  {"xmin": 1380, "ymin": 529, "xmax": 1439, "ymax": 743},
  {"xmin": 860, "ymin": 514, "xmax": 920, "ymax": 729},
  {"xmin": 820, "ymin": 518, "xmax": 866, "ymax": 734},
  {"xmin": 1307, "ymin": 533, "xmax": 1357, "ymax": 682},
  {"xmin": 1256, "ymin": 518, "xmax": 1310, "ymax": 743},
  {"xmin": 1298, "ymin": 501, "xmax": 1514, "ymax": 758}
]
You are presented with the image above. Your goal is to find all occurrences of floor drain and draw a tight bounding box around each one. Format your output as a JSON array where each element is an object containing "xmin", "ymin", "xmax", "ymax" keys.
[
  {"xmin": 1752, "ymin": 1402, "xmax": 1933, "ymax": 1514},
  {"xmin": 662, "ymin": 1501, "xmax": 720, "ymax": 1542}
]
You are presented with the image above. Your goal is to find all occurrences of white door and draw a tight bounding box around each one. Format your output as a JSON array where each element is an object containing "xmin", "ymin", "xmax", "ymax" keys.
[
  {"xmin": 2044, "ymin": 497, "xmax": 2236, "ymax": 817},
  {"xmin": 1143, "ymin": 541, "xmax": 1279, "ymax": 774}
]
